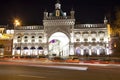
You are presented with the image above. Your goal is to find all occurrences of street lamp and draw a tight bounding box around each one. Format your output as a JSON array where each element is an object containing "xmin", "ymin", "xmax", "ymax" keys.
[{"xmin": 14, "ymin": 19, "xmax": 21, "ymax": 27}]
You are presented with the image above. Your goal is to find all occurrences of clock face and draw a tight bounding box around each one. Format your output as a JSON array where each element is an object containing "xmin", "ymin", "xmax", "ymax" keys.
[{"xmin": 56, "ymin": 10, "xmax": 60, "ymax": 16}]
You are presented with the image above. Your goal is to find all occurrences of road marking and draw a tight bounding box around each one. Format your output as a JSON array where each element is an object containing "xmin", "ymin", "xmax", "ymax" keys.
[{"xmin": 18, "ymin": 75, "xmax": 46, "ymax": 79}]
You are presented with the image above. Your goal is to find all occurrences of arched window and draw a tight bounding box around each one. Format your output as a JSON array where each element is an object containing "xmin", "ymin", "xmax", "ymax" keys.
[
  {"xmin": 39, "ymin": 36, "xmax": 42, "ymax": 38},
  {"xmin": 100, "ymin": 38, "xmax": 104, "ymax": 42},
  {"xmin": 17, "ymin": 36, "xmax": 20, "ymax": 38},
  {"xmin": 84, "ymin": 38, "xmax": 88, "ymax": 42},
  {"xmin": 24, "ymin": 36, "xmax": 28, "ymax": 38},
  {"xmin": 99, "ymin": 31, "xmax": 105, "ymax": 37},
  {"xmin": 92, "ymin": 38, "xmax": 96, "ymax": 42},
  {"xmin": 32, "ymin": 36, "xmax": 35, "ymax": 38},
  {"xmin": 76, "ymin": 39, "xmax": 80, "ymax": 42}
]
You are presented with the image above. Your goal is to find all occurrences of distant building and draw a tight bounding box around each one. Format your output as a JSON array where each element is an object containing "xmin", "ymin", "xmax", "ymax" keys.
[
  {"xmin": 0, "ymin": 25, "xmax": 13, "ymax": 57},
  {"xmin": 12, "ymin": 1, "xmax": 110, "ymax": 58}
]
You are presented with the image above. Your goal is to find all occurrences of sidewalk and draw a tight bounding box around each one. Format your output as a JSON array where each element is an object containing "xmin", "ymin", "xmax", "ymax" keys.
[{"xmin": 1, "ymin": 58, "xmax": 120, "ymax": 67}]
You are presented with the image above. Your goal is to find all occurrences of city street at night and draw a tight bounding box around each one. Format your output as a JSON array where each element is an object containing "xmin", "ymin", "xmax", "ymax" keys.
[
  {"xmin": 0, "ymin": 0, "xmax": 120, "ymax": 80},
  {"xmin": 0, "ymin": 60, "xmax": 120, "ymax": 80}
]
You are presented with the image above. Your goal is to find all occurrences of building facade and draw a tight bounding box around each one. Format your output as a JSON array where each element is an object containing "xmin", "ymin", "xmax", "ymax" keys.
[
  {"xmin": 12, "ymin": 1, "xmax": 110, "ymax": 58},
  {"xmin": 0, "ymin": 25, "xmax": 13, "ymax": 57}
]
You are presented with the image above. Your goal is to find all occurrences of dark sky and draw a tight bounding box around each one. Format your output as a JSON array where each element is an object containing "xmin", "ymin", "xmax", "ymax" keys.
[{"xmin": 0, "ymin": 0, "xmax": 120, "ymax": 25}]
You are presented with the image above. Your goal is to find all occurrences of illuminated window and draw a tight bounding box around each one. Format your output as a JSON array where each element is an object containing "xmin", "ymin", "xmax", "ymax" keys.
[
  {"xmin": 99, "ymin": 31, "xmax": 105, "ymax": 37},
  {"xmin": 114, "ymin": 43, "xmax": 117, "ymax": 48},
  {"xmin": 83, "ymin": 32, "xmax": 89, "ymax": 38},
  {"xmin": 56, "ymin": 10, "xmax": 60, "ymax": 16}
]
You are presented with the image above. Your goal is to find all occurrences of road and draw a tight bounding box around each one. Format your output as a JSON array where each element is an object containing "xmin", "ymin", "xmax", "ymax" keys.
[{"xmin": 0, "ymin": 61, "xmax": 120, "ymax": 80}]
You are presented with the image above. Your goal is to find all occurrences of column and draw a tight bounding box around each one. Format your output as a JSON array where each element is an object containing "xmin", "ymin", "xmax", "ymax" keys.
[
  {"xmin": 69, "ymin": 44, "xmax": 74, "ymax": 55},
  {"xmin": 81, "ymin": 49, "xmax": 84, "ymax": 55},
  {"xmin": 106, "ymin": 48, "xmax": 110, "ymax": 55},
  {"xmin": 97, "ymin": 49, "xmax": 100, "ymax": 55},
  {"xmin": 89, "ymin": 49, "xmax": 92, "ymax": 55},
  {"xmin": 44, "ymin": 45, "xmax": 48, "ymax": 55}
]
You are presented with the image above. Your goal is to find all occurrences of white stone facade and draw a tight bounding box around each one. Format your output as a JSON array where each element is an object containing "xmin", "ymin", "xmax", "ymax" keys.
[{"xmin": 12, "ymin": 1, "xmax": 110, "ymax": 58}]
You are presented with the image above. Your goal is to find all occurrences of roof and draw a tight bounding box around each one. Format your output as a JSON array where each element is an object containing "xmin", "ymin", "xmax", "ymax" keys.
[
  {"xmin": 75, "ymin": 24, "xmax": 106, "ymax": 29},
  {"xmin": 15, "ymin": 25, "xmax": 44, "ymax": 30}
]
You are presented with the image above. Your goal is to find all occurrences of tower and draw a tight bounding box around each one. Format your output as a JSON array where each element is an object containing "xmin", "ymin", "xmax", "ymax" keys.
[
  {"xmin": 43, "ymin": 0, "xmax": 75, "ymax": 57},
  {"xmin": 70, "ymin": 8, "xmax": 75, "ymax": 19},
  {"xmin": 55, "ymin": 0, "xmax": 61, "ymax": 10},
  {"xmin": 104, "ymin": 16, "xmax": 108, "ymax": 24},
  {"xmin": 43, "ymin": 9, "xmax": 48, "ymax": 20}
]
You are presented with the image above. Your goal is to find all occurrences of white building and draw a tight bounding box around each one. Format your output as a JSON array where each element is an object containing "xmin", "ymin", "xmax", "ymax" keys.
[{"xmin": 12, "ymin": 1, "xmax": 110, "ymax": 58}]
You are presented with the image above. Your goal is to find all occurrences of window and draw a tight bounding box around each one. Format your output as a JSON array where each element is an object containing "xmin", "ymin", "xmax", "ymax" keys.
[
  {"xmin": 39, "ymin": 40, "xmax": 42, "ymax": 42},
  {"xmin": 24, "ymin": 36, "xmax": 28, "ymax": 38},
  {"xmin": 17, "ymin": 40, "xmax": 21, "ymax": 42},
  {"xmin": 32, "ymin": 36, "xmax": 35, "ymax": 38},
  {"xmin": 56, "ymin": 10, "xmax": 60, "ymax": 16},
  {"xmin": 114, "ymin": 43, "xmax": 117, "ymax": 48},
  {"xmin": 76, "ymin": 39, "xmax": 80, "ymax": 42},
  {"xmin": 39, "ymin": 36, "xmax": 42, "ymax": 38},
  {"xmin": 32, "ymin": 39, "xmax": 35, "ymax": 42},
  {"xmin": 100, "ymin": 38, "xmax": 104, "ymax": 42},
  {"xmin": 92, "ymin": 38, "xmax": 96, "ymax": 42},
  {"xmin": 17, "ymin": 36, "xmax": 20, "ymax": 38},
  {"xmin": 84, "ymin": 38, "xmax": 88, "ymax": 42},
  {"xmin": 24, "ymin": 40, "xmax": 28, "ymax": 42}
]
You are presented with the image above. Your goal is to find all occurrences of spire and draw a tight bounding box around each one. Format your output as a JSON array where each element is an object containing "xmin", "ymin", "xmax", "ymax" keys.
[
  {"xmin": 55, "ymin": 0, "xmax": 61, "ymax": 9},
  {"xmin": 70, "ymin": 8, "xmax": 75, "ymax": 19},
  {"xmin": 44, "ymin": 9, "xmax": 48, "ymax": 20},
  {"xmin": 104, "ymin": 16, "xmax": 108, "ymax": 24},
  {"xmin": 104, "ymin": 16, "xmax": 107, "ymax": 20}
]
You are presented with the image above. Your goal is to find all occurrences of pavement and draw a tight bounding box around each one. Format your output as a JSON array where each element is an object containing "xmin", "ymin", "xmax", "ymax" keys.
[{"xmin": 1, "ymin": 58, "xmax": 120, "ymax": 67}]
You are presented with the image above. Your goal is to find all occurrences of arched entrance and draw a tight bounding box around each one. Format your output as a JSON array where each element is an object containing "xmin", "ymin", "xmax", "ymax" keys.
[
  {"xmin": 49, "ymin": 32, "xmax": 69, "ymax": 57},
  {"xmin": 75, "ymin": 47, "xmax": 81, "ymax": 56}
]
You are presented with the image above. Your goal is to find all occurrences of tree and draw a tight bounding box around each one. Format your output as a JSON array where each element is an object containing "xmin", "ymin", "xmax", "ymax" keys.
[
  {"xmin": 114, "ymin": 7, "xmax": 120, "ymax": 28},
  {"xmin": 112, "ymin": 7, "xmax": 120, "ymax": 36},
  {"xmin": 111, "ymin": 7, "xmax": 120, "ymax": 57}
]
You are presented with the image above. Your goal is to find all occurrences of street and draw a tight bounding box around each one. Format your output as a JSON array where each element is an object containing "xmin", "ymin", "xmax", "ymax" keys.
[{"xmin": 0, "ymin": 61, "xmax": 120, "ymax": 80}]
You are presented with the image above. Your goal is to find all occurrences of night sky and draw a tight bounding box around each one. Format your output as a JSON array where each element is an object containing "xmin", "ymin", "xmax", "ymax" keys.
[{"xmin": 0, "ymin": 0, "xmax": 120, "ymax": 26}]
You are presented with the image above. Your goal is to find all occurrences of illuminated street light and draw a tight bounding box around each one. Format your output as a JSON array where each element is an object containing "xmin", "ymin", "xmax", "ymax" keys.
[{"xmin": 14, "ymin": 19, "xmax": 21, "ymax": 27}]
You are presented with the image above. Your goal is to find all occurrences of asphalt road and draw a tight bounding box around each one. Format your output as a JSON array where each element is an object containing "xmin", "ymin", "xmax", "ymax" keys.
[{"xmin": 0, "ymin": 61, "xmax": 120, "ymax": 80}]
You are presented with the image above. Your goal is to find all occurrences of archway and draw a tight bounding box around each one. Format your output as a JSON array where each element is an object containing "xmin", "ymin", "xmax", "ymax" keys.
[
  {"xmin": 49, "ymin": 32, "xmax": 69, "ymax": 57},
  {"xmin": 75, "ymin": 47, "xmax": 81, "ymax": 56},
  {"xmin": 84, "ymin": 48, "xmax": 89, "ymax": 56}
]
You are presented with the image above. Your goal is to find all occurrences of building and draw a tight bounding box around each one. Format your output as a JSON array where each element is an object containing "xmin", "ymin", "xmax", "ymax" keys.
[
  {"xmin": 12, "ymin": 1, "xmax": 110, "ymax": 58},
  {"xmin": 0, "ymin": 25, "xmax": 13, "ymax": 57}
]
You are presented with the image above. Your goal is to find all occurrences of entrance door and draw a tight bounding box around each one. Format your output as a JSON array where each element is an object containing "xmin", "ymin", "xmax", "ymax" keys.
[{"xmin": 49, "ymin": 32, "xmax": 69, "ymax": 57}]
